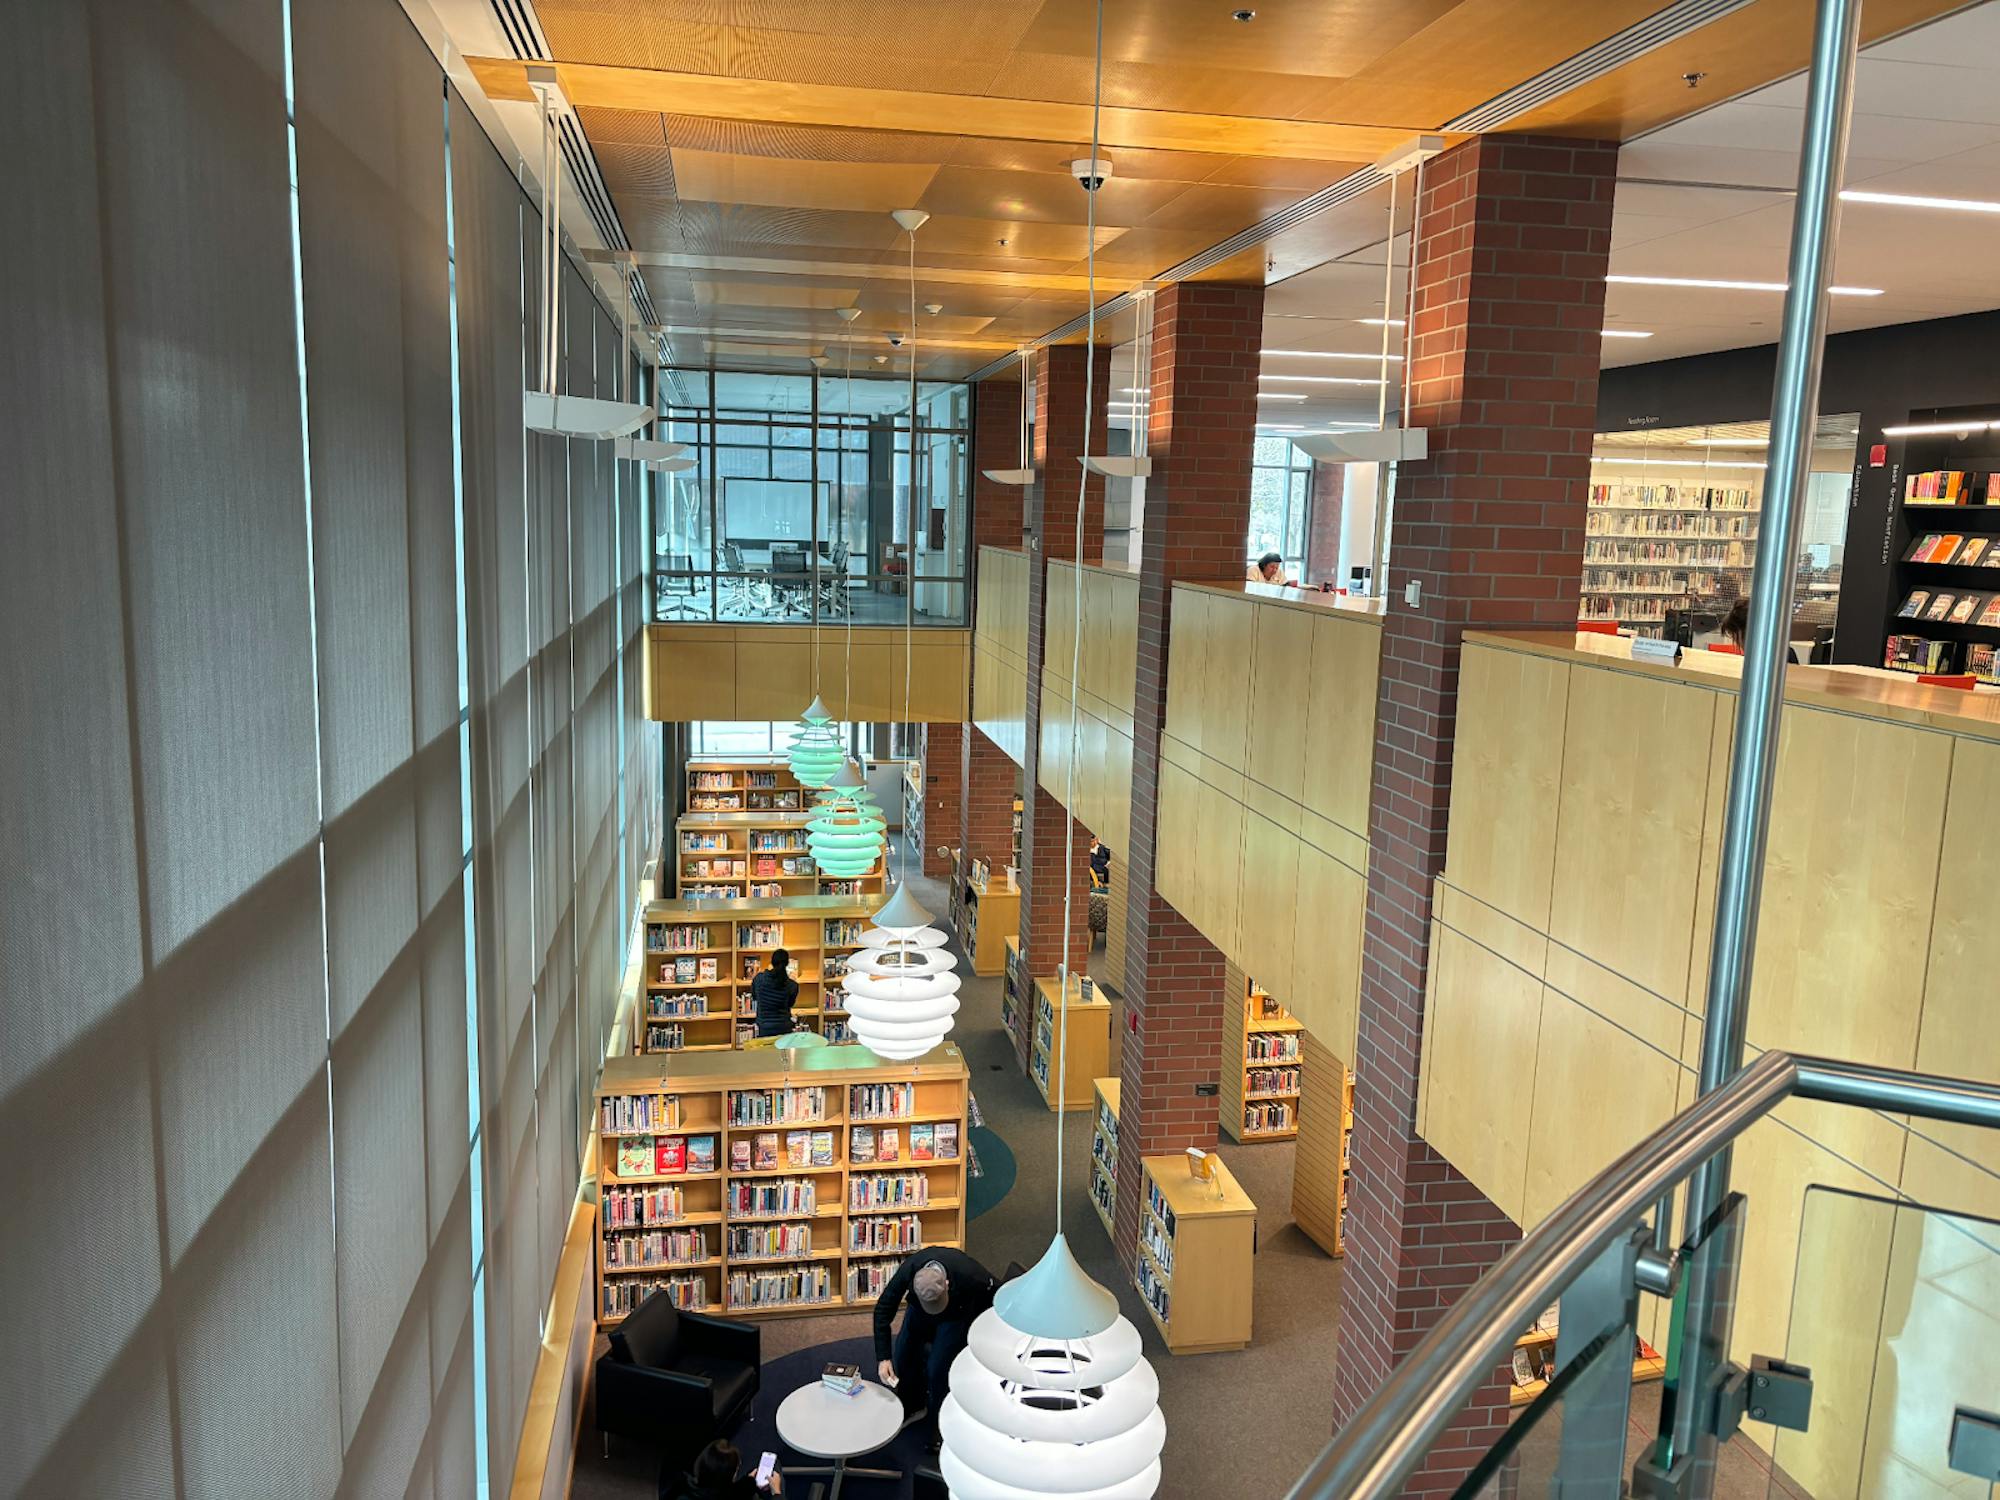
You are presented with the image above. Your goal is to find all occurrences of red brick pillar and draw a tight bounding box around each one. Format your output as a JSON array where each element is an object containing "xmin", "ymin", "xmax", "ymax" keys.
[
  {"xmin": 918, "ymin": 722, "xmax": 960, "ymax": 879},
  {"xmin": 1111, "ymin": 283, "xmax": 1264, "ymax": 1269},
  {"xmin": 1331, "ymin": 135, "xmax": 1616, "ymax": 1490},
  {"xmin": 1305, "ymin": 460, "xmax": 1346, "ymax": 585},
  {"xmin": 1014, "ymin": 345, "xmax": 1111, "ymax": 1064},
  {"xmin": 958, "ymin": 727, "xmax": 1015, "ymax": 878}
]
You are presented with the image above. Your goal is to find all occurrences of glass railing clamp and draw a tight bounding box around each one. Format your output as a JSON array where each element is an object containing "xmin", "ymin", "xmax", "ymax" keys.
[{"xmin": 1948, "ymin": 1406, "xmax": 2000, "ymax": 1483}]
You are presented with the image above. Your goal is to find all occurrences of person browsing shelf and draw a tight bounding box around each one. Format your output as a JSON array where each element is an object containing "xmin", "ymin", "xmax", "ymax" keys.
[
  {"xmin": 872, "ymin": 1249, "xmax": 998, "ymax": 1455},
  {"xmin": 750, "ymin": 948, "xmax": 800, "ymax": 1037},
  {"xmin": 1721, "ymin": 599, "xmax": 1799, "ymax": 665}
]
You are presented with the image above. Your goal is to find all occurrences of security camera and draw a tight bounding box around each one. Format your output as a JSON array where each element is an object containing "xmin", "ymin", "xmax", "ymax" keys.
[
  {"xmin": 887, "ymin": 333, "xmax": 905, "ymax": 348},
  {"xmin": 1070, "ymin": 156, "xmax": 1115, "ymax": 191}
]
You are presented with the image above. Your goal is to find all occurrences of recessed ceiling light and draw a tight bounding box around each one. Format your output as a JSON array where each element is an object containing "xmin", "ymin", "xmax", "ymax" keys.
[
  {"xmin": 1881, "ymin": 419, "xmax": 1994, "ymax": 436},
  {"xmin": 1257, "ymin": 392, "xmax": 1309, "ymax": 401},
  {"xmin": 1606, "ymin": 273, "xmax": 1882, "ymax": 296},
  {"xmin": 1263, "ymin": 349, "xmax": 1403, "ymax": 361},
  {"xmin": 1601, "ymin": 329, "xmax": 1655, "ymax": 339},
  {"xmin": 1842, "ymin": 189, "xmax": 2000, "ymax": 215},
  {"xmin": 1232, "ymin": 7, "xmax": 1257, "ymax": 20},
  {"xmin": 1259, "ymin": 373, "xmax": 1385, "ymax": 386}
]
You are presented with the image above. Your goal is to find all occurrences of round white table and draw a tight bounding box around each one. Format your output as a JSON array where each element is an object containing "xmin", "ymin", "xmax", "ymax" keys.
[{"xmin": 774, "ymin": 1379, "xmax": 905, "ymax": 1498}]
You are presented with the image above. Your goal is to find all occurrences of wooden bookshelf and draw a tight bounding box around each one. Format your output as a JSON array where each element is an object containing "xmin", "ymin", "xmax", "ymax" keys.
[
  {"xmin": 902, "ymin": 757, "xmax": 924, "ymax": 864},
  {"xmin": 1001, "ymin": 936, "xmax": 1025, "ymax": 1042},
  {"xmin": 594, "ymin": 1043, "xmax": 970, "ymax": 1323},
  {"xmin": 1220, "ymin": 965, "xmax": 1303, "ymax": 1142},
  {"xmin": 953, "ymin": 852, "xmax": 1019, "ymax": 977},
  {"xmin": 688, "ymin": 759, "xmax": 811, "ymax": 813},
  {"xmin": 1508, "ymin": 1319, "xmax": 1666, "ymax": 1406},
  {"xmin": 640, "ymin": 895, "xmax": 881, "ymax": 1052},
  {"xmin": 1029, "ymin": 974, "xmax": 1111, "ymax": 1111},
  {"xmin": 1133, "ymin": 1153, "xmax": 1257, "ymax": 1354},
  {"xmin": 1292, "ymin": 1031, "xmax": 1352, "ymax": 1257},
  {"xmin": 675, "ymin": 810, "xmax": 885, "ymax": 900},
  {"xmin": 1581, "ymin": 477, "xmax": 1760, "ymax": 635},
  {"xmin": 1089, "ymin": 1077, "xmax": 1119, "ymax": 1243}
]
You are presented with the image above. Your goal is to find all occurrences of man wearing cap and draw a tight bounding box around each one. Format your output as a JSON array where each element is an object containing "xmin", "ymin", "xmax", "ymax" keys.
[{"xmin": 870, "ymin": 1246, "xmax": 998, "ymax": 1453}]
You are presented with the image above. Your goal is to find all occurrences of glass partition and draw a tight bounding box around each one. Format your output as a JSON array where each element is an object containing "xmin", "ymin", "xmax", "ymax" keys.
[
  {"xmin": 1249, "ymin": 434, "xmax": 1314, "ymax": 582},
  {"xmin": 1587, "ymin": 416, "xmax": 1860, "ymax": 648},
  {"xmin": 653, "ymin": 367, "xmax": 972, "ymax": 625}
]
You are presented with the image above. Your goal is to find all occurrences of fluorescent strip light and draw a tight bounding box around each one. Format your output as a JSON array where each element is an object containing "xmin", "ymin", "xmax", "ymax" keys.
[
  {"xmin": 1842, "ymin": 189, "xmax": 2000, "ymax": 215},
  {"xmin": 1258, "ymin": 392, "xmax": 1309, "ymax": 401},
  {"xmin": 1607, "ymin": 273, "xmax": 1883, "ymax": 296},
  {"xmin": 1263, "ymin": 349, "xmax": 1403, "ymax": 361},
  {"xmin": 1358, "ymin": 318, "xmax": 1406, "ymax": 327},
  {"xmin": 1684, "ymin": 436, "xmax": 1770, "ymax": 447},
  {"xmin": 1258, "ymin": 374, "xmax": 1385, "ymax": 386},
  {"xmin": 1881, "ymin": 419, "xmax": 1995, "ymax": 437},
  {"xmin": 1256, "ymin": 424, "xmax": 1304, "ymax": 432},
  {"xmin": 1592, "ymin": 456, "xmax": 1767, "ymax": 469},
  {"xmin": 1601, "ymin": 329, "xmax": 1655, "ymax": 339}
]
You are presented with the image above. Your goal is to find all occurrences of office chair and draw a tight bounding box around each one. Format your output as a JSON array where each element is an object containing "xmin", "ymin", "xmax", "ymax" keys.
[
  {"xmin": 768, "ymin": 545, "xmax": 810, "ymax": 618},
  {"xmin": 658, "ymin": 553, "xmax": 705, "ymax": 621},
  {"xmin": 718, "ymin": 542, "xmax": 757, "ymax": 616},
  {"xmin": 818, "ymin": 543, "xmax": 851, "ymax": 617}
]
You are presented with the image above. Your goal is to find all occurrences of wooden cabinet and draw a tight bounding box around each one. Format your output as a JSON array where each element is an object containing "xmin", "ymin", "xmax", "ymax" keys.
[
  {"xmin": 1029, "ymin": 975, "xmax": 1111, "ymax": 1111},
  {"xmin": 1134, "ymin": 1153, "xmax": 1258, "ymax": 1354}
]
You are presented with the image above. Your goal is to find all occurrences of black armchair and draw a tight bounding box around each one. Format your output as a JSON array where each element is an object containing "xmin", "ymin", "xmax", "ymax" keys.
[{"xmin": 595, "ymin": 1291, "xmax": 760, "ymax": 1467}]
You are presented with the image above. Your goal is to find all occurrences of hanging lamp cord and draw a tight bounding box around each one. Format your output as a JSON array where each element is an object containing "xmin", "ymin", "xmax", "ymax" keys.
[
  {"xmin": 905, "ymin": 222, "xmax": 917, "ymax": 767},
  {"xmin": 1051, "ymin": 0, "xmax": 1106, "ymax": 1239}
]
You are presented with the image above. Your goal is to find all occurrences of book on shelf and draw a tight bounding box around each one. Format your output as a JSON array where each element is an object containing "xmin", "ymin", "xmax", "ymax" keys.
[
  {"xmin": 935, "ymin": 1121, "xmax": 958, "ymax": 1160},
  {"xmin": 910, "ymin": 1124, "xmax": 934, "ymax": 1160},
  {"xmin": 728, "ymin": 1178, "xmax": 816, "ymax": 1218},
  {"xmin": 879, "ymin": 1127, "xmax": 900, "ymax": 1162},
  {"xmin": 1951, "ymin": 594, "xmax": 1986, "ymax": 624},
  {"xmin": 1885, "ymin": 635, "xmax": 1956, "ymax": 674},
  {"xmin": 850, "ymin": 1082, "xmax": 916, "ymax": 1120},
  {"xmin": 811, "ymin": 1129, "xmax": 835, "ymax": 1166},
  {"xmin": 1926, "ymin": 593, "xmax": 1956, "ymax": 622},
  {"xmin": 656, "ymin": 1137, "xmax": 687, "ymax": 1174},
  {"xmin": 732, "ymin": 1139, "xmax": 753, "ymax": 1172},
  {"xmin": 617, "ymin": 1137, "xmax": 655, "ymax": 1177},
  {"xmin": 752, "ymin": 1133, "xmax": 779, "ymax": 1169},
  {"xmin": 1968, "ymin": 642, "xmax": 2000, "ymax": 682},
  {"xmin": 1899, "ymin": 590, "xmax": 1931, "ymax": 619},
  {"xmin": 850, "ymin": 1126, "xmax": 875, "ymax": 1164},
  {"xmin": 687, "ymin": 1135, "xmax": 717, "ymax": 1173}
]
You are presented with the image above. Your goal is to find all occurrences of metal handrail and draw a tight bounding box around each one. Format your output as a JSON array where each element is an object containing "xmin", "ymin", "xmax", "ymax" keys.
[{"xmin": 1285, "ymin": 1050, "xmax": 2000, "ymax": 1500}]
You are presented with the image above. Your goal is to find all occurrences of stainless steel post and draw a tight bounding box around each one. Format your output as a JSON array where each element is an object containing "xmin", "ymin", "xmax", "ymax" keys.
[{"xmin": 1664, "ymin": 0, "xmax": 1860, "ymax": 1485}]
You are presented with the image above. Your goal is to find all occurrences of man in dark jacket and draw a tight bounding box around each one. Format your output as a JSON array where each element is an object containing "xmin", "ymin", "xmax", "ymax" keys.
[
  {"xmin": 750, "ymin": 949, "xmax": 799, "ymax": 1037},
  {"xmin": 871, "ymin": 1248, "xmax": 998, "ymax": 1453}
]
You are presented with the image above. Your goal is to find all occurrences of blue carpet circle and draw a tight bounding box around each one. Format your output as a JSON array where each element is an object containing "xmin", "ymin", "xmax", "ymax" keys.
[{"xmin": 965, "ymin": 1124, "xmax": 1014, "ymax": 1220}]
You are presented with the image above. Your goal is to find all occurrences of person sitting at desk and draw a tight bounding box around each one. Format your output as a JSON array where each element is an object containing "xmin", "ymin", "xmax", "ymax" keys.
[
  {"xmin": 750, "ymin": 948, "xmax": 799, "ymax": 1037},
  {"xmin": 1721, "ymin": 599, "xmax": 1799, "ymax": 665},
  {"xmin": 872, "ymin": 1250, "xmax": 998, "ymax": 1456},
  {"xmin": 1248, "ymin": 551, "xmax": 1292, "ymax": 585}
]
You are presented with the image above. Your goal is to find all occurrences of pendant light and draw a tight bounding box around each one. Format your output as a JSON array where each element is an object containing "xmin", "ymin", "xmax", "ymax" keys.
[
  {"xmin": 841, "ymin": 883, "xmax": 960, "ymax": 1060},
  {"xmin": 788, "ymin": 695, "xmax": 843, "ymax": 788},
  {"xmin": 806, "ymin": 758, "xmax": 885, "ymax": 878},
  {"xmin": 940, "ymin": 5, "xmax": 1163, "ymax": 1492},
  {"xmin": 983, "ymin": 348, "xmax": 1036, "ymax": 486}
]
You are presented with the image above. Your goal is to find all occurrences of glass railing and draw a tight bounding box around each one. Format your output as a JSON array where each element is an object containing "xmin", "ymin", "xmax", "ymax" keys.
[
  {"xmin": 653, "ymin": 571, "xmax": 967, "ymax": 626},
  {"xmin": 1286, "ymin": 1052, "xmax": 2000, "ymax": 1500}
]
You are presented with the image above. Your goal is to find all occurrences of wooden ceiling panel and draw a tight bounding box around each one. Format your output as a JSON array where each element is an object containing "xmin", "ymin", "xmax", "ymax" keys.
[
  {"xmin": 917, "ymin": 166, "xmax": 1190, "ymax": 230},
  {"xmin": 668, "ymin": 149, "xmax": 940, "ymax": 214},
  {"xmin": 593, "ymin": 141, "xmax": 681, "ymax": 194},
  {"xmin": 660, "ymin": 114, "xmax": 964, "ymax": 164},
  {"xmin": 978, "ymin": 53, "xmax": 1338, "ymax": 118},
  {"xmin": 1062, "ymin": 226, "xmax": 1220, "ymax": 277},
  {"xmin": 915, "ymin": 215, "xmax": 1116, "ymax": 262},
  {"xmin": 1136, "ymin": 181, "xmax": 1317, "ymax": 233},
  {"xmin": 575, "ymin": 103, "xmax": 669, "ymax": 146}
]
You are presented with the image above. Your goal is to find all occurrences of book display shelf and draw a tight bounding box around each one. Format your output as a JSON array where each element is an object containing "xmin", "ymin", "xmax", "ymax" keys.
[
  {"xmin": 640, "ymin": 896, "xmax": 879, "ymax": 1052},
  {"xmin": 1886, "ymin": 416, "xmax": 2000, "ymax": 681},
  {"xmin": 1133, "ymin": 1153, "xmax": 1257, "ymax": 1354},
  {"xmin": 675, "ymin": 811, "xmax": 886, "ymax": 901},
  {"xmin": 947, "ymin": 848, "xmax": 1019, "ymax": 977},
  {"xmin": 1219, "ymin": 965, "xmax": 1303, "ymax": 1142},
  {"xmin": 902, "ymin": 758, "xmax": 924, "ymax": 865},
  {"xmin": 1581, "ymin": 475, "xmax": 1760, "ymax": 636},
  {"xmin": 687, "ymin": 760, "xmax": 809, "ymax": 813},
  {"xmin": 594, "ymin": 1043, "xmax": 969, "ymax": 1322},
  {"xmin": 1291, "ymin": 1032, "xmax": 1352, "ymax": 1257},
  {"xmin": 1001, "ymin": 936, "xmax": 1025, "ymax": 1041},
  {"xmin": 1509, "ymin": 1312, "xmax": 1666, "ymax": 1407},
  {"xmin": 1089, "ymin": 1077, "xmax": 1119, "ymax": 1243},
  {"xmin": 1028, "ymin": 974, "xmax": 1112, "ymax": 1111}
]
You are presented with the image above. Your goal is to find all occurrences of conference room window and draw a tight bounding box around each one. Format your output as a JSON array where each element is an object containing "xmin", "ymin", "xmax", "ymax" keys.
[
  {"xmin": 1248, "ymin": 434, "xmax": 1312, "ymax": 581},
  {"xmin": 652, "ymin": 368, "xmax": 971, "ymax": 626}
]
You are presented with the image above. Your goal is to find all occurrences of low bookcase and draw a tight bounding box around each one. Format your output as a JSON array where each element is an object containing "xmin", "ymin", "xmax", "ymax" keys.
[
  {"xmin": 1028, "ymin": 974, "xmax": 1111, "ymax": 1111},
  {"xmin": 1088, "ymin": 1077, "xmax": 1120, "ymax": 1242},
  {"xmin": 1133, "ymin": 1153, "xmax": 1257, "ymax": 1354},
  {"xmin": 594, "ymin": 1043, "xmax": 970, "ymax": 1323}
]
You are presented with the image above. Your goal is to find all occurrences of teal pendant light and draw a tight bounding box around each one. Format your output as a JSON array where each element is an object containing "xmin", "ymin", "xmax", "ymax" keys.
[
  {"xmin": 807, "ymin": 759, "xmax": 886, "ymax": 878},
  {"xmin": 788, "ymin": 695, "xmax": 843, "ymax": 788}
]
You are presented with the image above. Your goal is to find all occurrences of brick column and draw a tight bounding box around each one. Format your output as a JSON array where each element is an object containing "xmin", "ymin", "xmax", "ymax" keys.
[
  {"xmin": 1014, "ymin": 345, "xmax": 1111, "ymax": 1063},
  {"xmin": 1111, "ymin": 283, "xmax": 1264, "ymax": 1270},
  {"xmin": 918, "ymin": 722, "xmax": 961, "ymax": 878},
  {"xmin": 958, "ymin": 726, "xmax": 1015, "ymax": 877},
  {"xmin": 1331, "ymin": 135, "xmax": 1616, "ymax": 1491},
  {"xmin": 1305, "ymin": 460, "xmax": 1346, "ymax": 585}
]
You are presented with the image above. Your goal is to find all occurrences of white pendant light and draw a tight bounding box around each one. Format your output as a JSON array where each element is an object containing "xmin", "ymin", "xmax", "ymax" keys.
[
  {"xmin": 942, "ymin": 7, "xmax": 1163, "ymax": 1490},
  {"xmin": 806, "ymin": 758, "xmax": 886, "ymax": 879},
  {"xmin": 788, "ymin": 695, "xmax": 843, "ymax": 788},
  {"xmin": 842, "ymin": 883, "xmax": 960, "ymax": 1060},
  {"xmin": 939, "ymin": 1238, "xmax": 1165, "ymax": 1499}
]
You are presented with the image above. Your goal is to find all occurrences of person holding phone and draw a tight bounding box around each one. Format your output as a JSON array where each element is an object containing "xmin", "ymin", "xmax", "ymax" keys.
[
  {"xmin": 871, "ymin": 1249, "xmax": 999, "ymax": 1456},
  {"xmin": 663, "ymin": 1439, "xmax": 781, "ymax": 1499}
]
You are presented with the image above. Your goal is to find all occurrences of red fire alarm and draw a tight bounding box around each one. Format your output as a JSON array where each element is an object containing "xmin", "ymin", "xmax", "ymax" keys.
[{"xmin": 1870, "ymin": 444, "xmax": 1887, "ymax": 467}]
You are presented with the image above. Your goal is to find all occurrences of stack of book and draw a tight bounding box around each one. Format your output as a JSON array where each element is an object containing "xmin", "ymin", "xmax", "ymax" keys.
[{"xmin": 821, "ymin": 1363, "xmax": 862, "ymax": 1397}]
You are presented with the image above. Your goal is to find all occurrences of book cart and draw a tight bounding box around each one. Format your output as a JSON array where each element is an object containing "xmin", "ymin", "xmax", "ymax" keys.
[
  {"xmin": 594, "ymin": 1042, "xmax": 971, "ymax": 1323},
  {"xmin": 639, "ymin": 896, "xmax": 880, "ymax": 1052}
]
